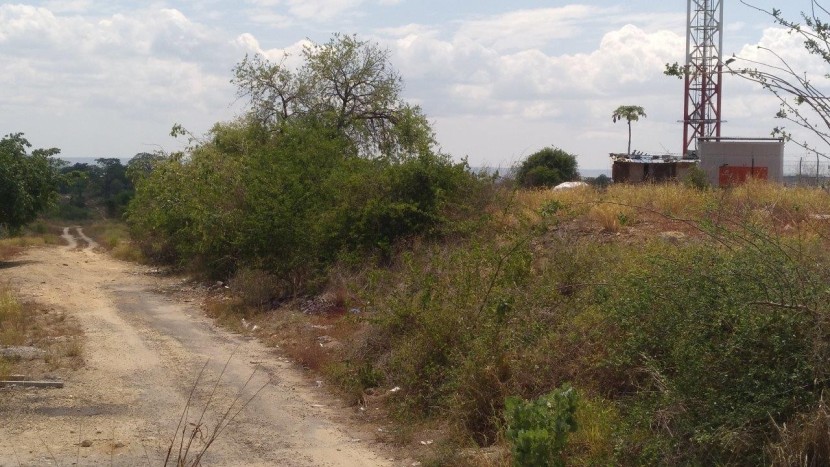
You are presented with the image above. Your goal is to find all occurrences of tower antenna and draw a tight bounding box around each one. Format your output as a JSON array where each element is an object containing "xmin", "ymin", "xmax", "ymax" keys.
[{"xmin": 683, "ymin": 0, "xmax": 724, "ymax": 157}]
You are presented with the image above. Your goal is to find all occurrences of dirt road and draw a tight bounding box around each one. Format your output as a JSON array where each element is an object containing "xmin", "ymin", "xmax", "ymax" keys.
[{"xmin": 0, "ymin": 227, "xmax": 391, "ymax": 466}]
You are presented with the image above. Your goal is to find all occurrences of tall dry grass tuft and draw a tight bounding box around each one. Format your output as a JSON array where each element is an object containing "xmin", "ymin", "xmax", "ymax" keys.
[
  {"xmin": 229, "ymin": 268, "xmax": 281, "ymax": 310},
  {"xmin": 164, "ymin": 353, "xmax": 270, "ymax": 466},
  {"xmin": 584, "ymin": 204, "xmax": 634, "ymax": 233},
  {"xmin": 767, "ymin": 397, "xmax": 830, "ymax": 467},
  {"xmin": 83, "ymin": 221, "xmax": 145, "ymax": 262},
  {"xmin": 0, "ymin": 286, "xmax": 24, "ymax": 346}
]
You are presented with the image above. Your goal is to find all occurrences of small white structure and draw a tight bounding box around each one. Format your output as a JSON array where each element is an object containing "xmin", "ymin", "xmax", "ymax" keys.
[
  {"xmin": 553, "ymin": 181, "xmax": 588, "ymax": 191},
  {"xmin": 698, "ymin": 137, "xmax": 784, "ymax": 186}
]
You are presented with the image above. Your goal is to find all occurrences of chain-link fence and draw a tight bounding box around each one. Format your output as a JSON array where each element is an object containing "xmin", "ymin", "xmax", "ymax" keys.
[{"xmin": 784, "ymin": 158, "xmax": 830, "ymax": 186}]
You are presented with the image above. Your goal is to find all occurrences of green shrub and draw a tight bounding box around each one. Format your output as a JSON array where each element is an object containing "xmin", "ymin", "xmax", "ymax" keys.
[
  {"xmin": 683, "ymin": 165, "xmax": 709, "ymax": 190},
  {"xmin": 127, "ymin": 118, "xmax": 482, "ymax": 286},
  {"xmin": 505, "ymin": 384, "xmax": 579, "ymax": 467},
  {"xmin": 602, "ymin": 234, "xmax": 829, "ymax": 463},
  {"xmin": 515, "ymin": 147, "xmax": 579, "ymax": 188}
]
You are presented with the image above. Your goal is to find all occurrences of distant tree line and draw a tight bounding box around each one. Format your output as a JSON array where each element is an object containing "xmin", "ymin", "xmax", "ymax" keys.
[{"xmin": 53, "ymin": 153, "xmax": 162, "ymax": 220}]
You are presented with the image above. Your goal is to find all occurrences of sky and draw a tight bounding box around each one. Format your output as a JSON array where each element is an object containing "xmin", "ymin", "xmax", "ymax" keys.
[{"xmin": 1, "ymin": 0, "xmax": 828, "ymax": 171}]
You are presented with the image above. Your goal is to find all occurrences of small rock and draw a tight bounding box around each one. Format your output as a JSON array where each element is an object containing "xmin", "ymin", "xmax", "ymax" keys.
[
  {"xmin": 80, "ymin": 440, "xmax": 92, "ymax": 448},
  {"xmin": 659, "ymin": 231, "xmax": 686, "ymax": 244},
  {"xmin": 389, "ymin": 386, "xmax": 401, "ymax": 393},
  {"xmin": 113, "ymin": 442, "xmax": 125, "ymax": 448}
]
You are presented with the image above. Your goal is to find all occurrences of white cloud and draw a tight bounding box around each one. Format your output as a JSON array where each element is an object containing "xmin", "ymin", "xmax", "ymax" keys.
[
  {"xmin": 245, "ymin": 0, "xmax": 398, "ymax": 23},
  {"xmin": 384, "ymin": 22, "xmax": 684, "ymax": 119},
  {"xmin": 41, "ymin": 0, "xmax": 92, "ymax": 14},
  {"xmin": 0, "ymin": 4, "xmax": 250, "ymax": 157},
  {"xmin": 456, "ymin": 5, "xmax": 604, "ymax": 52}
]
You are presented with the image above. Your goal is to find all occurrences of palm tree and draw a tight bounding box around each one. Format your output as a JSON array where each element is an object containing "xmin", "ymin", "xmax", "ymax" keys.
[{"xmin": 612, "ymin": 105, "xmax": 647, "ymax": 155}]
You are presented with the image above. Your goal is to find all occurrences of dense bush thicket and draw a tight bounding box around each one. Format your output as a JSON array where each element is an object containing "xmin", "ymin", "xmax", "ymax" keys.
[
  {"xmin": 332, "ymin": 184, "xmax": 830, "ymax": 464},
  {"xmin": 128, "ymin": 114, "xmax": 478, "ymax": 292},
  {"xmin": 128, "ymin": 35, "xmax": 482, "ymax": 292}
]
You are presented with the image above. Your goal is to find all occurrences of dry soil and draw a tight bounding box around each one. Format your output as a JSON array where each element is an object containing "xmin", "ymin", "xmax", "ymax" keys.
[{"xmin": 0, "ymin": 227, "xmax": 392, "ymax": 466}]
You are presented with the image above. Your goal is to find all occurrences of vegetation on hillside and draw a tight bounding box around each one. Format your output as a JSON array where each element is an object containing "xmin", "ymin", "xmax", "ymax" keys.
[
  {"xmin": 119, "ymin": 32, "xmax": 830, "ymax": 466},
  {"xmin": 326, "ymin": 182, "xmax": 830, "ymax": 464}
]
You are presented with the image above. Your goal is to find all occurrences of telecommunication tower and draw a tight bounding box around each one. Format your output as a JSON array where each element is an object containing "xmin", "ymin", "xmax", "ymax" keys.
[{"xmin": 683, "ymin": 0, "xmax": 724, "ymax": 157}]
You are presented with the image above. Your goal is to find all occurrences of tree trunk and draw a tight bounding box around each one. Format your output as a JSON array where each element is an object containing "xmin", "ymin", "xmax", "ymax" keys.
[{"xmin": 627, "ymin": 120, "xmax": 632, "ymax": 155}]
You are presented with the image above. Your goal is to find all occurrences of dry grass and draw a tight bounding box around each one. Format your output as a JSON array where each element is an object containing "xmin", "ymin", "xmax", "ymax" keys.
[
  {"xmin": 0, "ymin": 286, "xmax": 24, "ymax": 346},
  {"xmin": 0, "ymin": 284, "xmax": 84, "ymax": 378},
  {"xmin": 189, "ymin": 181, "xmax": 830, "ymax": 466},
  {"xmin": 584, "ymin": 204, "xmax": 635, "ymax": 233},
  {"xmin": 767, "ymin": 398, "xmax": 830, "ymax": 466},
  {"xmin": 229, "ymin": 268, "xmax": 281, "ymax": 309},
  {"xmin": 83, "ymin": 220, "xmax": 145, "ymax": 262}
]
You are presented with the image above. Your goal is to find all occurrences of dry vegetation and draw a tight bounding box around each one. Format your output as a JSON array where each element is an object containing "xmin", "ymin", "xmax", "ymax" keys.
[
  {"xmin": 0, "ymin": 284, "xmax": 84, "ymax": 382},
  {"xmin": 43, "ymin": 180, "xmax": 830, "ymax": 465},
  {"xmin": 0, "ymin": 225, "xmax": 84, "ymax": 384},
  {"xmin": 80, "ymin": 220, "xmax": 144, "ymax": 262},
  {"xmin": 169, "ymin": 181, "xmax": 830, "ymax": 465}
]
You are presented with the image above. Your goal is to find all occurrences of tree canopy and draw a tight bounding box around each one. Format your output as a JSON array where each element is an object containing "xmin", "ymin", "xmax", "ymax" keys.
[
  {"xmin": 232, "ymin": 33, "xmax": 433, "ymax": 160},
  {"xmin": 0, "ymin": 133, "xmax": 60, "ymax": 234},
  {"xmin": 515, "ymin": 147, "xmax": 579, "ymax": 188}
]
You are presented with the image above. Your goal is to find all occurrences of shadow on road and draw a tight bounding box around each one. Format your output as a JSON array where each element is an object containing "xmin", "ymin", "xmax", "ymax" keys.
[{"xmin": 0, "ymin": 260, "xmax": 40, "ymax": 270}]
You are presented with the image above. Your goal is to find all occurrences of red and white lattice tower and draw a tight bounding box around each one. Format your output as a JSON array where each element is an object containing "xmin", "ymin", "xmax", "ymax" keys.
[{"xmin": 683, "ymin": 0, "xmax": 724, "ymax": 157}]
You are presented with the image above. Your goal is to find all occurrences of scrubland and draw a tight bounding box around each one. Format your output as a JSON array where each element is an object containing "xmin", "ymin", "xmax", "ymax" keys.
[{"xmin": 172, "ymin": 179, "xmax": 830, "ymax": 465}]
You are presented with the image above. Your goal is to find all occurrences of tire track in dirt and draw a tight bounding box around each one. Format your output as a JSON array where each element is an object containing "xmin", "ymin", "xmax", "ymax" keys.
[
  {"xmin": 60, "ymin": 226, "xmax": 97, "ymax": 252},
  {"xmin": 0, "ymin": 234, "xmax": 392, "ymax": 466}
]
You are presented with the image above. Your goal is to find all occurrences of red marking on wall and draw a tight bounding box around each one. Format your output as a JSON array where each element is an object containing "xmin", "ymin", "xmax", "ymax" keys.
[{"xmin": 718, "ymin": 166, "xmax": 769, "ymax": 186}]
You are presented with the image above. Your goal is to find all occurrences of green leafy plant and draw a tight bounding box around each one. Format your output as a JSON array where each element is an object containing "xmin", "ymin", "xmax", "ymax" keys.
[
  {"xmin": 515, "ymin": 147, "xmax": 579, "ymax": 189},
  {"xmin": 505, "ymin": 384, "xmax": 579, "ymax": 467},
  {"xmin": 682, "ymin": 165, "xmax": 710, "ymax": 190},
  {"xmin": 0, "ymin": 133, "xmax": 60, "ymax": 235}
]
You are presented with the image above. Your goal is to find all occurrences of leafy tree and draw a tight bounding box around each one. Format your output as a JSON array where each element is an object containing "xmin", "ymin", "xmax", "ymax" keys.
[
  {"xmin": 611, "ymin": 105, "xmax": 647, "ymax": 155},
  {"xmin": 232, "ymin": 33, "xmax": 431, "ymax": 159},
  {"xmin": 516, "ymin": 147, "xmax": 579, "ymax": 188},
  {"xmin": 0, "ymin": 133, "xmax": 60, "ymax": 234},
  {"xmin": 128, "ymin": 117, "xmax": 477, "ymax": 282},
  {"xmin": 588, "ymin": 173, "xmax": 612, "ymax": 188},
  {"xmin": 126, "ymin": 152, "xmax": 168, "ymax": 183}
]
